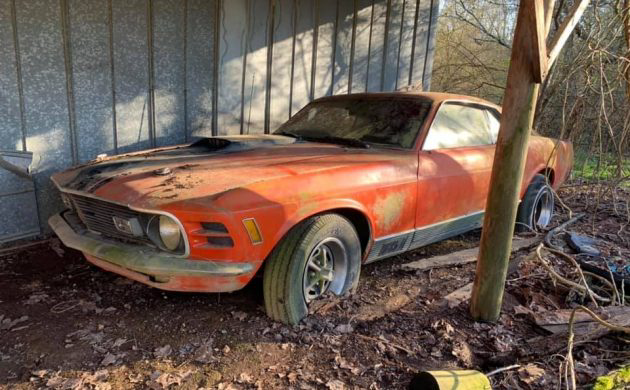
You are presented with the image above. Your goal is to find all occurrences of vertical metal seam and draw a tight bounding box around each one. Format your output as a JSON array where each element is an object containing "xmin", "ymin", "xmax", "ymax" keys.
[
  {"xmin": 380, "ymin": 0, "xmax": 391, "ymax": 91},
  {"xmin": 365, "ymin": 0, "xmax": 374, "ymax": 91},
  {"xmin": 60, "ymin": 0, "xmax": 78, "ymax": 164},
  {"xmin": 408, "ymin": 0, "xmax": 420, "ymax": 86},
  {"xmin": 348, "ymin": 0, "xmax": 358, "ymax": 94},
  {"xmin": 309, "ymin": 0, "xmax": 319, "ymax": 101},
  {"xmin": 147, "ymin": 0, "xmax": 156, "ymax": 147},
  {"xmin": 107, "ymin": 0, "xmax": 118, "ymax": 154},
  {"xmin": 263, "ymin": 0, "xmax": 275, "ymax": 134},
  {"xmin": 10, "ymin": 0, "xmax": 27, "ymax": 152},
  {"xmin": 183, "ymin": 0, "xmax": 188, "ymax": 142},
  {"xmin": 11, "ymin": 0, "xmax": 41, "ymax": 235},
  {"xmin": 394, "ymin": 0, "xmax": 405, "ymax": 90},
  {"xmin": 212, "ymin": 0, "xmax": 220, "ymax": 136},
  {"xmin": 329, "ymin": 0, "xmax": 339, "ymax": 95},
  {"xmin": 288, "ymin": 0, "xmax": 297, "ymax": 117},
  {"xmin": 239, "ymin": 0, "xmax": 251, "ymax": 134},
  {"xmin": 421, "ymin": 0, "xmax": 434, "ymax": 89}
]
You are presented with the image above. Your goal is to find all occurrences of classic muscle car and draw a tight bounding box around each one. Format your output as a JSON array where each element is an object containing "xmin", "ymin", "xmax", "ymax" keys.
[{"xmin": 49, "ymin": 92, "xmax": 573, "ymax": 324}]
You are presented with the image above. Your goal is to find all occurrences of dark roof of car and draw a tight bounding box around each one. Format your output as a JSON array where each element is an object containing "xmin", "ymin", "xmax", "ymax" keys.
[{"xmin": 313, "ymin": 91, "xmax": 502, "ymax": 112}]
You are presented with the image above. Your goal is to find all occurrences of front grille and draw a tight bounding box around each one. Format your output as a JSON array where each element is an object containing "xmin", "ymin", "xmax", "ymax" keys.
[{"xmin": 68, "ymin": 194, "xmax": 152, "ymax": 245}]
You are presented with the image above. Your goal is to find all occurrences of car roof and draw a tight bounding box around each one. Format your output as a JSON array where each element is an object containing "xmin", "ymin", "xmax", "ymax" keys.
[{"xmin": 313, "ymin": 91, "xmax": 502, "ymax": 112}]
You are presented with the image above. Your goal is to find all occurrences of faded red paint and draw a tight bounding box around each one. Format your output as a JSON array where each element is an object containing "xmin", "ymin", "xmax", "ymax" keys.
[{"xmin": 51, "ymin": 92, "xmax": 573, "ymax": 293}]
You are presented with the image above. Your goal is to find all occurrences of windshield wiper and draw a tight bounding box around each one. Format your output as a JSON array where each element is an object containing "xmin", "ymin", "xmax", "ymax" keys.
[{"xmin": 300, "ymin": 135, "xmax": 371, "ymax": 149}]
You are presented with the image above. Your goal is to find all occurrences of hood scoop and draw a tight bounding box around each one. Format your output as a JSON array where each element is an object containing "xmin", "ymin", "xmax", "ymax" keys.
[
  {"xmin": 189, "ymin": 137, "xmax": 233, "ymax": 151},
  {"xmin": 189, "ymin": 134, "xmax": 296, "ymax": 153}
]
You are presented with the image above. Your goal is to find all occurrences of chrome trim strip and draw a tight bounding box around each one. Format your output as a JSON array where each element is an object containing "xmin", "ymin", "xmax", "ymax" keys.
[
  {"xmin": 413, "ymin": 210, "xmax": 484, "ymax": 232},
  {"xmin": 366, "ymin": 210, "xmax": 485, "ymax": 263},
  {"xmin": 370, "ymin": 228, "xmax": 416, "ymax": 242}
]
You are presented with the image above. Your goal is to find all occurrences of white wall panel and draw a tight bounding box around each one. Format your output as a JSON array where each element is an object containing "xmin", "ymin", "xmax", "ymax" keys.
[
  {"xmin": 269, "ymin": 0, "xmax": 295, "ymax": 131},
  {"xmin": 0, "ymin": 0, "xmax": 439, "ymax": 239}
]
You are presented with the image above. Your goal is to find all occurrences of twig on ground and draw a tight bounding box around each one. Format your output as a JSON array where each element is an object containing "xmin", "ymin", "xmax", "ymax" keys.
[
  {"xmin": 355, "ymin": 333, "xmax": 415, "ymax": 355},
  {"xmin": 486, "ymin": 364, "xmax": 521, "ymax": 377},
  {"xmin": 583, "ymin": 271, "xmax": 618, "ymax": 303},
  {"xmin": 552, "ymin": 187, "xmax": 574, "ymax": 218},
  {"xmin": 605, "ymin": 264, "xmax": 622, "ymax": 306},
  {"xmin": 544, "ymin": 213, "xmax": 585, "ymax": 250},
  {"xmin": 536, "ymin": 244, "xmax": 609, "ymax": 305},
  {"xmin": 50, "ymin": 300, "xmax": 82, "ymax": 314},
  {"xmin": 563, "ymin": 305, "xmax": 630, "ymax": 389}
]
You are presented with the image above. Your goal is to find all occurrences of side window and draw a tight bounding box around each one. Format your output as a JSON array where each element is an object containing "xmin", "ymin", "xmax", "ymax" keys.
[
  {"xmin": 485, "ymin": 109, "xmax": 501, "ymax": 143},
  {"xmin": 422, "ymin": 103, "xmax": 493, "ymax": 150}
]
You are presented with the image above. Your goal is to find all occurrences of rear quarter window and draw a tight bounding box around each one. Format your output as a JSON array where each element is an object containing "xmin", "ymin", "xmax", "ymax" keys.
[{"xmin": 423, "ymin": 103, "xmax": 495, "ymax": 150}]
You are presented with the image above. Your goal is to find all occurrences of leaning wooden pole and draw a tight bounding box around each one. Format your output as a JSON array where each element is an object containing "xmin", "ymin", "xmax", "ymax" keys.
[
  {"xmin": 470, "ymin": 0, "xmax": 589, "ymax": 321},
  {"xmin": 469, "ymin": 0, "xmax": 547, "ymax": 321}
]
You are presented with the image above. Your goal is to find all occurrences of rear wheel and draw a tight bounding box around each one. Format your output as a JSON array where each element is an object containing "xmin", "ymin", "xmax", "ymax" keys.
[
  {"xmin": 516, "ymin": 174, "xmax": 555, "ymax": 231},
  {"xmin": 263, "ymin": 214, "xmax": 361, "ymax": 324}
]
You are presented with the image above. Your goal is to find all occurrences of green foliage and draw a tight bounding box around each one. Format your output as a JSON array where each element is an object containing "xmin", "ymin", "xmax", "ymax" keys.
[
  {"xmin": 593, "ymin": 366, "xmax": 630, "ymax": 390},
  {"xmin": 594, "ymin": 376, "xmax": 615, "ymax": 390},
  {"xmin": 573, "ymin": 151, "xmax": 630, "ymax": 183}
]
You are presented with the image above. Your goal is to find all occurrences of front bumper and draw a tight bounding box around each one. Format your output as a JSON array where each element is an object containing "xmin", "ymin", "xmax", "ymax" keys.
[{"xmin": 49, "ymin": 211, "xmax": 257, "ymax": 292}]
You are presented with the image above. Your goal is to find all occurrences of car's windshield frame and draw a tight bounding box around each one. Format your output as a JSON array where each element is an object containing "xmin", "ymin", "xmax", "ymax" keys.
[{"xmin": 275, "ymin": 95, "xmax": 434, "ymax": 150}]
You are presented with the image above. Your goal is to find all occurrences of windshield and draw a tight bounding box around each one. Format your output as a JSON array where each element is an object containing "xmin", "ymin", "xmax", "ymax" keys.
[{"xmin": 275, "ymin": 97, "xmax": 432, "ymax": 148}]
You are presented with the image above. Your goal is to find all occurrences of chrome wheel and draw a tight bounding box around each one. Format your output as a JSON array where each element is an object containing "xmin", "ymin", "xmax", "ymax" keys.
[
  {"xmin": 532, "ymin": 187, "xmax": 554, "ymax": 229},
  {"xmin": 302, "ymin": 237, "xmax": 348, "ymax": 303}
]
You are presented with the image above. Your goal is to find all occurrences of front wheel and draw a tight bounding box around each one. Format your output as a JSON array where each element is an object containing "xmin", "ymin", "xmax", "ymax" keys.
[
  {"xmin": 263, "ymin": 214, "xmax": 361, "ymax": 324},
  {"xmin": 516, "ymin": 174, "xmax": 555, "ymax": 231}
]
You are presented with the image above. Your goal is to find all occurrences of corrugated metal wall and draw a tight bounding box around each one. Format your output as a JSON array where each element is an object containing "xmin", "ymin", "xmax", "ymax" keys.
[{"xmin": 0, "ymin": 0, "xmax": 439, "ymax": 242}]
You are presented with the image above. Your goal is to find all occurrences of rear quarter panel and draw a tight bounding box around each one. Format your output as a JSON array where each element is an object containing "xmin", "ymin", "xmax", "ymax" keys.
[{"xmin": 522, "ymin": 136, "xmax": 573, "ymax": 195}]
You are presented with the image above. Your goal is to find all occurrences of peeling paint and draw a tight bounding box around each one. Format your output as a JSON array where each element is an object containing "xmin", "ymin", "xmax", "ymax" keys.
[{"xmin": 373, "ymin": 191, "xmax": 406, "ymax": 231}]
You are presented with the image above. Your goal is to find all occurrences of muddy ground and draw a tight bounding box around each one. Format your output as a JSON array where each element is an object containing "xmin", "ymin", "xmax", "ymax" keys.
[{"xmin": 1, "ymin": 183, "xmax": 628, "ymax": 389}]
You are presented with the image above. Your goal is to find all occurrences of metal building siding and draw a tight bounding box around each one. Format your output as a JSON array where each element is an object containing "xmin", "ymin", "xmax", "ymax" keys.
[{"xmin": 0, "ymin": 0, "xmax": 439, "ymax": 242}]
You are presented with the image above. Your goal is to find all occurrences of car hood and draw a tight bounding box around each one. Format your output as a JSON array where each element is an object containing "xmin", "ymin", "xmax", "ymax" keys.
[{"xmin": 52, "ymin": 134, "xmax": 397, "ymax": 209}]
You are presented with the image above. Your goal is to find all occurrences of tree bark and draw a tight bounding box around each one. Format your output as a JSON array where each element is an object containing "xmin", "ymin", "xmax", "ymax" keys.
[{"xmin": 623, "ymin": 0, "xmax": 630, "ymax": 103}]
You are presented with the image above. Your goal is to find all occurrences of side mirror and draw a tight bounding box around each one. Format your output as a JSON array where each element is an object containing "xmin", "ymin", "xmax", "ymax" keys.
[{"xmin": 0, "ymin": 150, "xmax": 33, "ymax": 179}]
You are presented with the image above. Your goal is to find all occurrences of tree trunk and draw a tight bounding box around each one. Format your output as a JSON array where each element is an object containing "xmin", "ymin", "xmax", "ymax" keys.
[{"xmin": 623, "ymin": 0, "xmax": 630, "ymax": 103}]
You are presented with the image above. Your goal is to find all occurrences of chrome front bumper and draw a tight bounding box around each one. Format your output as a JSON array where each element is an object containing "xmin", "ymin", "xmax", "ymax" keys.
[{"xmin": 48, "ymin": 211, "xmax": 254, "ymax": 278}]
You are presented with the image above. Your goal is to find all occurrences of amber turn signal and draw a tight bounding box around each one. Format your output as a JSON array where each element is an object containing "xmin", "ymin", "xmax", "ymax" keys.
[{"xmin": 242, "ymin": 218, "xmax": 263, "ymax": 245}]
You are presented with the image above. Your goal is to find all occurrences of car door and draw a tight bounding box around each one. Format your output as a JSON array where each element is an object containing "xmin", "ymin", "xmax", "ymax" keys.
[{"xmin": 411, "ymin": 102, "xmax": 498, "ymax": 249}]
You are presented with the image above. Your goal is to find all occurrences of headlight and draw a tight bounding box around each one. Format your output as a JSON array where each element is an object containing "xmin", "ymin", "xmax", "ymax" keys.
[{"xmin": 158, "ymin": 215, "xmax": 182, "ymax": 251}]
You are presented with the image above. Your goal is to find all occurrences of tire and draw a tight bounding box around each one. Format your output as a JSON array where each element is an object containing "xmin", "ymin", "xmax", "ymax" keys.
[
  {"xmin": 263, "ymin": 214, "xmax": 362, "ymax": 324},
  {"xmin": 516, "ymin": 174, "xmax": 555, "ymax": 231}
]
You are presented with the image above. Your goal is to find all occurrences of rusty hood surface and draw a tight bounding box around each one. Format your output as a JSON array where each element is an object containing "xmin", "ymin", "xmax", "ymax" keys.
[{"xmin": 52, "ymin": 135, "xmax": 411, "ymax": 210}]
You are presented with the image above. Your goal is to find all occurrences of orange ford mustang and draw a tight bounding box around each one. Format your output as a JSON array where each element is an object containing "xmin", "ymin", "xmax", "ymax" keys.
[{"xmin": 49, "ymin": 92, "xmax": 573, "ymax": 324}]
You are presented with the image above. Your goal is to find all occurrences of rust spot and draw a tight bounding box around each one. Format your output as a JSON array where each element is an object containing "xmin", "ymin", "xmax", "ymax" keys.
[{"xmin": 373, "ymin": 192, "xmax": 405, "ymax": 231}]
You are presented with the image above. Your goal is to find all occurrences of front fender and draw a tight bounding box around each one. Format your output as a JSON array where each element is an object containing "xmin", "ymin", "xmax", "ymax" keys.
[{"xmin": 269, "ymin": 198, "xmax": 374, "ymax": 259}]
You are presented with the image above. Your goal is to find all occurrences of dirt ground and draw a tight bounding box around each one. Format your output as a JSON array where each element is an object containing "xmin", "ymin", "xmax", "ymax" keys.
[{"xmin": 1, "ymin": 182, "xmax": 628, "ymax": 389}]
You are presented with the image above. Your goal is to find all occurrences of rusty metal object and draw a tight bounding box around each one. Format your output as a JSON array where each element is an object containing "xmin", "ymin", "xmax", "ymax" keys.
[{"xmin": 0, "ymin": 150, "xmax": 33, "ymax": 179}]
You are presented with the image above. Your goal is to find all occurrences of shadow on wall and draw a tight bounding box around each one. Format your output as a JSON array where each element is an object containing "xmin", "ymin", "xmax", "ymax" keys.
[{"xmin": 0, "ymin": 0, "xmax": 438, "ymax": 235}]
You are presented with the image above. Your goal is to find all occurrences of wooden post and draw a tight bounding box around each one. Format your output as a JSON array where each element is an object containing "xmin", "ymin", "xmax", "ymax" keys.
[
  {"xmin": 470, "ymin": 0, "xmax": 589, "ymax": 322},
  {"xmin": 469, "ymin": 0, "xmax": 547, "ymax": 322}
]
